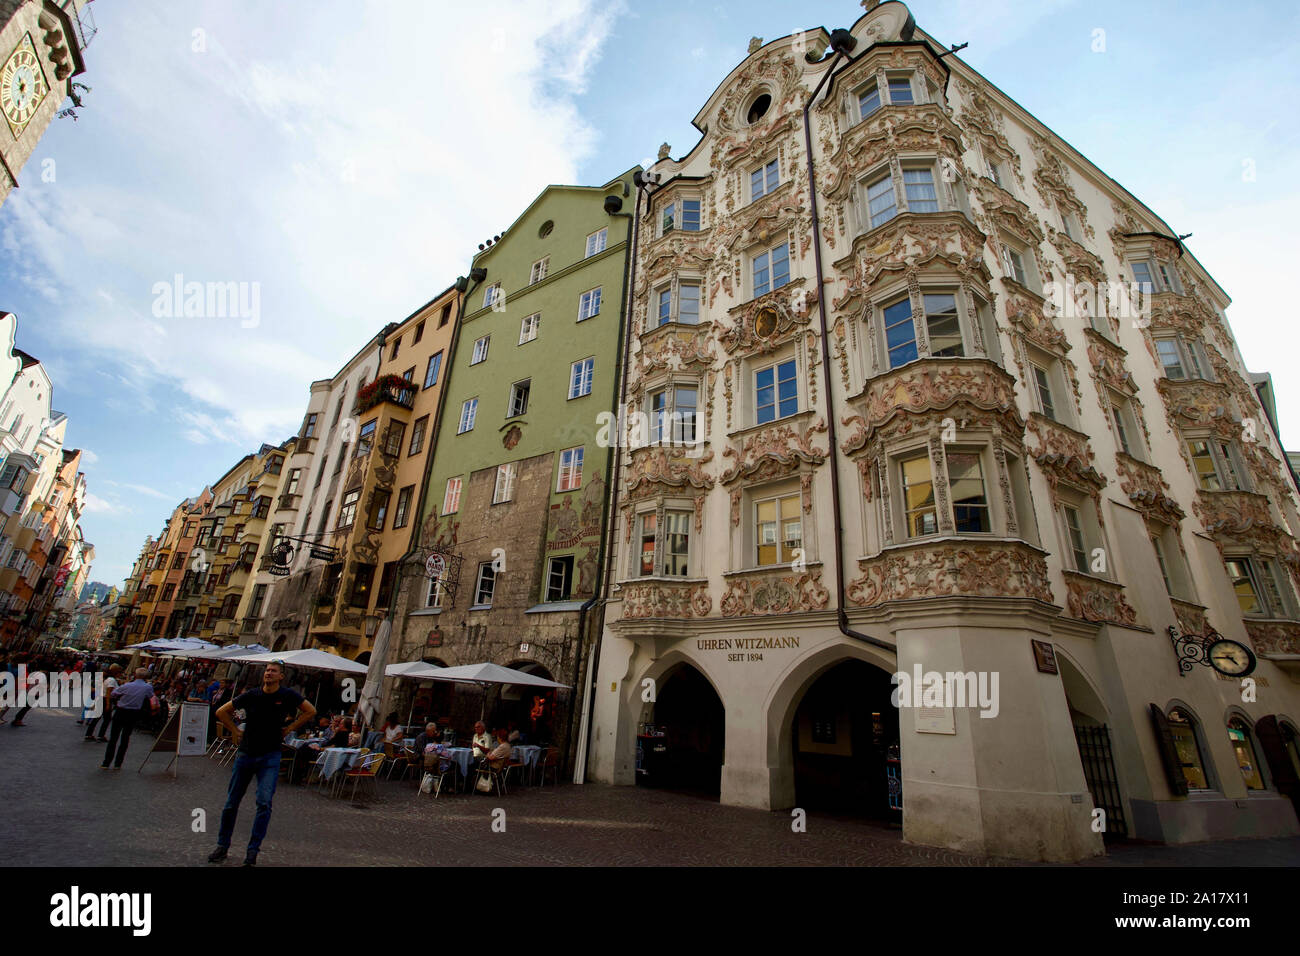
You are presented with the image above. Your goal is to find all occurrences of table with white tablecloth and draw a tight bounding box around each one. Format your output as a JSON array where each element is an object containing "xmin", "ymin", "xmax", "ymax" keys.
[{"xmin": 318, "ymin": 747, "xmax": 364, "ymax": 780}]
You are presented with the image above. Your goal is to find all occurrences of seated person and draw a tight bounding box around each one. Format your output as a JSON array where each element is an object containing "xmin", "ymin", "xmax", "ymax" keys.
[
  {"xmin": 506, "ymin": 721, "xmax": 523, "ymax": 745},
  {"xmin": 345, "ymin": 718, "xmax": 361, "ymax": 748},
  {"xmin": 380, "ymin": 712, "xmax": 404, "ymax": 756},
  {"xmin": 470, "ymin": 720, "xmax": 492, "ymax": 758},
  {"xmin": 412, "ymin": 720, "xmax": 440, "ymax": 755},
  {"xmin": 287, "ymin": 718, "xmax": 350, "ymax": 783},
  {"xmin": 482, "ymin": 728, "xmax": 512, "ymax": 771}
]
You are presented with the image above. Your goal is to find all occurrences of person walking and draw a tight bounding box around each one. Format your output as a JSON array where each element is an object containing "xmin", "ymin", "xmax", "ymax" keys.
[
  {"xmin": 84, "ymin": 663, "xmax": 122, "ymax": 741},
  {"xmin": 101, "ymin": 668, "xmax": 157, "ymax": 769},
  {"xmin": 208, "ymin": 661, "xmax": 315, "ymax": 866}
]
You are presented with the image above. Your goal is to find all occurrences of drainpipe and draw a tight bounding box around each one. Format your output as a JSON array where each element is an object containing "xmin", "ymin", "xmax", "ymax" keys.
[
  {"xmin": 804, "ymin": 32, "xmax": 896, "ymax": 655},
  {"xmin": 573, "ymin": 176, "xmax": 643, "ymax": 784}
]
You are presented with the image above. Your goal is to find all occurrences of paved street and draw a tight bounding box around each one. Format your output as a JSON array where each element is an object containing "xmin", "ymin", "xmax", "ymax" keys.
[{"xmin": 4, "ymin": 708, "xmax": 1298, "ymax": 867}]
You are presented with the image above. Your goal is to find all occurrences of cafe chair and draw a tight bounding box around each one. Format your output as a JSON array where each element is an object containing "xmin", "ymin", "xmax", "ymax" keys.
[
  {"xmin": 535, "ymin": 747, "xmax": 560, "ymax": 788},
  {"xmin": 306, "ymin": 751, "xmax": 329, "ymax": 791},
  {"xmin": 474, "ymin": 762, "xmax": 509, "ymax": 797},
  {"xmin": 387, "ymin": 745, "xmax": 418, "ymax": 782},
  {"xmin": 341, "ymin": 752, "xmax": 384, "ymax": 802},
  {"xmin": 419, "ymin": 761, "xmax": 456, "ymax": 800}
]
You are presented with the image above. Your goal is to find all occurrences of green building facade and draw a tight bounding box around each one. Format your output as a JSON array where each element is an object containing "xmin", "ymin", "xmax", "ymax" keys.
[{"xmin": 388, "ymin": 167, "xmax": 638, "ymax": 759}]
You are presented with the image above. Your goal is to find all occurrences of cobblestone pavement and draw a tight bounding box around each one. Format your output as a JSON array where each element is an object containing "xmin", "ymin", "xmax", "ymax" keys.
[{"xmin": 4, "ymin": 709, "xmax": 1298, "ymax": 866}]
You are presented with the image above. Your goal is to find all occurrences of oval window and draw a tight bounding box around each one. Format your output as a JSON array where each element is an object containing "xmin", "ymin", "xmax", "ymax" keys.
[
  {"xmin": 747, "ymin": 93, "xmax": 771, "ymax": 124},
  {"xmin": 538, "ymin": 220, "xmax": 554, "ymax": 238}
]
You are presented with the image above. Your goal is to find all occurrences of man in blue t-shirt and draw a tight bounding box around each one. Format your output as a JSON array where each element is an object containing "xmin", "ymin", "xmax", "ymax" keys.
[{"xmin": 208, "ymin": 660, "xmax": 315, "ymax": 866}]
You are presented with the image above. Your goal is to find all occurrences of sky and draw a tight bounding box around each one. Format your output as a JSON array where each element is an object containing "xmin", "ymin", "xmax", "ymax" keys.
[{"xmin": 1, "ymin": 0, "xmax": 1297, "ymax": 588}]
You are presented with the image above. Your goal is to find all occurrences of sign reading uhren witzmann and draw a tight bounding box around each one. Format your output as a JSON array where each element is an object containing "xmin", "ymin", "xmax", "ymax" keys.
[{"xmin": 697, "ymin": 636, "xmax": 800, "ymax": 662}]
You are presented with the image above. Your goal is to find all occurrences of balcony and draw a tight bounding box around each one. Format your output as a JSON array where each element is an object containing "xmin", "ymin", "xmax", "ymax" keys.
[
  {"xmin": 1244, "ymin": 619, "xmax": 1300, "ymax": 658},
  {"xmin": 1192, "ymin": 489, "xmax": 1284, "ymax": 550},
  {"xmin": 619, "ymin": 579, "xmax": 712, "ymax": 621},
  {"xmin": 848, "ymin": 538, "xmax": 1054, "ymax": 607},
  {"xmin": 355, "ymin": 375, "xmax": 415, "ymax": 415},
  {"xmin": 1062, "ymin": 570, "xmax": 1139, "ymax": 628},
  {"xmin": 277, "ymin": 493, "xmax": 300, "ymax": 511}
]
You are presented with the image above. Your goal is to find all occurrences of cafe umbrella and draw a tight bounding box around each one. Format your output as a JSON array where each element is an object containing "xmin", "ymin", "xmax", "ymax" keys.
[
  {"xmin": 420, "ymin": 662, "xmax": 570, "ymax": 721},
  {"xmin": 355, "ymin": 614, "xmax": 394, "ymax": 736},
  {"xmin": 383, "ymin": 660, "xmax": 447, "ymax": 732},
  {"xmin": 229, "ymin": 647, "xmax": 370, "ymax": 711}
]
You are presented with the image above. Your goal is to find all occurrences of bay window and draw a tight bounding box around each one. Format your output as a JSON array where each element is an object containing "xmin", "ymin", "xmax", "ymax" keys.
[
  {"xmin": 1225, "ymin": 556, "xmax": 1291, "ymax": 618},
  {"xmin": 1154, "ymin": 335, "xmax": 1210, "ymax": 381},
  {"xmin": 657, "ymin": 281, "xmax": 702, "ymax": 326},
  {"xmin": 632, "ymin": 508, "xmax": 693, "ymax": 577},
  {"xmin": 900, "ymin": 455, "xmax": 937, "ymax": 537},
  {"xmin": 649, "ymin": 384, "xmax": 698, "ymax": 444},
  {"xmin": 1187, "ymin": 438, "xmax": 1249, "ymax": 492},
  {"xmin": 756, "ymin": 493, "xmax": 801, "ymax": 566},
  {"xmin": 660, "ymin": 198, "xmax": 701, "ymax": 234}
]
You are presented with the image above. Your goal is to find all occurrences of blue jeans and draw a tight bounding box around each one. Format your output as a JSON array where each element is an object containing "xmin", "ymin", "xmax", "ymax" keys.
[{"xmin": 218, "ymin": 751, "xmax": 281, "ymax": 853}]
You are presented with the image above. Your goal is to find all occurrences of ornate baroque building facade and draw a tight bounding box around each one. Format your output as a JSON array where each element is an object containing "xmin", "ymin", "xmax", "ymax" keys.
[{"xmin": 586, "ymin": 1, "xmax": 1300, "ymax": 860}]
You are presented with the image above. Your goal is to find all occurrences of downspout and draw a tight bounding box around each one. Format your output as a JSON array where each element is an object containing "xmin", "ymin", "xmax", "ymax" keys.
[
  {"xmin": 804, "ymin": 34, "xmax": 896, "ymax": 655},
  {"xmin": 574, "ymin": 176, "xmax": 643, "ymax": 784}
]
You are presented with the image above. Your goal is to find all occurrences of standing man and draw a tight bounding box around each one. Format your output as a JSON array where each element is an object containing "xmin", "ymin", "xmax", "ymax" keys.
[
  {"xmin": 101, "ymin": 668, "xmax": 156, "ymax": 768},
  {"xmin": 84, "ymin": 663, "xmax": 122, "ymax": 741},
  {"xmin": 208, "ymin": 661, "xmax": 315, "ymax": 866}
]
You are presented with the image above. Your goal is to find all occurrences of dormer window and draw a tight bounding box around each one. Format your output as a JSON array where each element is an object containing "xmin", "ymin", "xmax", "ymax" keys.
[{"xmin": 856, "ymin": 72, "xmax": 921, "ymax": 123}]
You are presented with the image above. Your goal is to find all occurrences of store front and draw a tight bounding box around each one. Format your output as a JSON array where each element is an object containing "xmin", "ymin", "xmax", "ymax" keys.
[{"xmin": 639, "ymin": 662, "xmax": 725, "ymax": 796}]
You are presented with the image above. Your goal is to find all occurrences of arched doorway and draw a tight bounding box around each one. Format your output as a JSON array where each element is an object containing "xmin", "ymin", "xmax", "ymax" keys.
[
  {"xmin": 1059, "ymin": 652, "xmax": 1128, "ymax": 840},
  {"xmin": 497, "ymin": 662, "xmax": 557, "ymax": 746},
  {"xmin": 790, "ymin": 660, "xmax": 898, "ymax": 818},
  {"xmin": 644, "ymin": 663, "xmax": 725, "ymax": 796}
]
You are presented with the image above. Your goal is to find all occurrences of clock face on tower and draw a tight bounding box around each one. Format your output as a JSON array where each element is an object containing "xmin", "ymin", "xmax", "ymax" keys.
[{"xmin": 1, "ymin": 35, "xmax": 49, "ymax": 139}]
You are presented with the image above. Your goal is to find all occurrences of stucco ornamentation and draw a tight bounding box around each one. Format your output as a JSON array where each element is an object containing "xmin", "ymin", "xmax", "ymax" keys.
[
  {"xmin": 1063, "ymin": 571, "xmax": 1138, "ymax": 627},
  {"xmin": 720, "ymin": 417, "xmax": 827, "ymax": 484},
  {"xmin": 846, "ymin": 540, "xmax": 1054, "ymax": 606},
  {"xmin": 719, "ymin": 569, "xmax": 829, "ymax": 616}
]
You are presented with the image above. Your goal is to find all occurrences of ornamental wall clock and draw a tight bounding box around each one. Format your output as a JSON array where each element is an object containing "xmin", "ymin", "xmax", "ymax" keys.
[{"xmin": 1, "ymin": 35, "xmax": 49, "ymax": 139}]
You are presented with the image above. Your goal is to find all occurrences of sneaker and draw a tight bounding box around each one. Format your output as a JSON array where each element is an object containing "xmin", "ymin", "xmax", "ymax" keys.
[
  {"xmin": 242, "ymin": 851, "xmax": 257, "ymax": 866},
  {"xmin": 207, "ymin": 846, "xmax": 228, "ymax": 863},
  {"xmin": 100, "ymin": 763, "xmax": 110, "ymax": 769}
]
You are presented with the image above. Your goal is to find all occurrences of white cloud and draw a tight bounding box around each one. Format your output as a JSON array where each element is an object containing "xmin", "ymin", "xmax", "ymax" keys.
[
  {"xmin": 84, "ymin": 493, "xmax": 124, "ymax": 515},
  {"xmin": 80, "ymin": 449, "xmax": 99, "ymax": 465}
]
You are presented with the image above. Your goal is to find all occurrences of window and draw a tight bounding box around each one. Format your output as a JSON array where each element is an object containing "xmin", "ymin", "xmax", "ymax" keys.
[
  {"xmin": 1227, "ymin": 717, "xmax": 1265, "ymax": 790},
  {"xmin": 1130, "ymin": 258, "xmax": 1183, "ymax": 296},
  {"xmin": 948, "ymin": 452, "xmax": 990, "ymax": 533},
  {"xmin": 986, "ymin": 158, "xmax": 1007, "ymax": 189},
  {"xmin": 658, "ymin": 282, "xmax": 701, "ymax": 326},
  {"xmin": 508, "ymin": 380, "xmax": 530, "ymax": 417},
  {"xmin": 585, "ymin": 228, "xmax": 607, "ymax": 258},
  {"xmin": 883, "ymin": 298, "xmax": 917, "ymax": 368},
  {"xmin": 857, "ymin": 79, "xmax": 881, "ymax": 119},
  {"xmin": 303, "ymin": 413, "xmax": 318, "ymax": 438},
  {"xmin": 649, "ymin": 385, "xmax": 698, "ymax": 444},
  {"xmin": 413, "ymin": 321, "xmax": 425, "ymax": 344},
  {"xmin": 285, "ymin": 468, "xmax": 302, "ymax": 496},
  {"xmin": 1154, "ymin": 335, "xmax": 1208, "ymax": 382},
  {"xmin": 578, "ymin": 288, "xmax": 602, "ymax": 321},
  {"xmin": 376, "ymin": 562, "xmax": 398, "ymax": 608},
  {"xmin": 471, "ymin": 336, "xmax": 490, "ymax": 365},
  {"xmin": 493, "ymin": 462, "xmax": 517, "ymax": 504},
  {"xmin": 756, "ymin": 493, "xmax": 801, "ymax": 566},
  {"xmin": 356, "ymin": 419, "xmax": 377, "ymax": 457},
  {"xmin": 1063, "ymin": 506, "xmax": 1089, "ymax": 572},
  {"xmin": 1031, "ymin": 364, "xmax": 1057, "ymax": 421},
  {"xmin": 171, "ymin": 552, "xmax": 185, "ymax": 570},
  {"xmin": 1225, "ymin": 556, "xmax": 1289, "ymax": 617},
  {"xmin": 923, "ymin": 293, "xmax": 962, "ymax": 357},
  {"xmin": 439, "ymin": 303, "xmax": 453, "ymax": 327},
  {"xmin": 389, "ymin": 335, "xmax": 401, "ymax": 360},
  {"xmin": 348, "ymin": 564, "xmax": 376, "ymax": 608},
  {"xmin": 1131, "ymin": 260, "xmax": 1154, "ymax": 295},
  {"xmin": 424, "ymin": 352, "xmax": 443, "ymax": 389},
  {"xmin": 1187, "ymin": 439, "xmax": 1248, "ymax": 492},
  {"xmin": 546, "ymin": 556, "xmax": 574, "ymax": 601},
  {"xmin": 442, "ymin": 477, "xmax": 462, "ymax": 515},
  {"xmin": 529, "ymin": 257, "xmax": 549, "ymax": 285},
  {"xmin": 866, "ymin": 173, "xmax": 897, "ymax": 228},
  {"xmin": 1167, "ymin": 708, "xmax": 1211, "ymax": 791},
  {"xmin": 483, "ymin": 284, "xmax": 502, "ymax": 309},
  {"xmin": 474, "ymin": 563, "xmax": 496, "ymax": 605},
  {"xmin": 569, "ymin": 358, "xmax": 594, "ymax": 399},
  {"xmin": 458, "ymin": 398, "xmax": 478, "ymax": 434},
  {"xmin": 393, "ymin": 485, "xmax": 414, "ymax": 528},
  {"xmin": 661, "ymin": 199, "xmax": 701, "ymax": 234},
  {"xmin": 1151, "ymin": 533, "xmax": 1174, "ymax": 595},
  {"xmin": 161, "ymin": 584, "xmax": 176, "ymax": 602},
  {"xmin": 557, "ymin": 446, "xmax": 584, "ymax": 492},
  {"xmin": 1000, "ymin": 242, "xmax": 1028, "ymax": 286},
  {"xmin": 887, "ymin": 74, "xmax": 915, "ymax": 105},
  {"xmin": 367, "ymin": 491, "xmax": 390, "ymax": 531},
  {"xmin": 338, "ymin": 489, "xmax": 360, "ymax": 528},
  {"xmin": 383, "ymin": 421, "xmax": 405, "ymax": 458},
  {"xmin": 1060, "ymin": 207, "xmax": 1080, "ymax": 241},
  {"xmin": 519, "ymin": 313, "xmax": 540, "ymax": 343},
  {"xmin": 1108, "ymin": 396, "xmax": 1144, "ymax": 459},
  {"xmin": 750, "ymin": 159, "xmax": 779, "ymax": 201},
  {"xmin": 663, "ymin": 511, "xmax": 690, "ymax": 576},
  {"xmin": 638, "ymin": 512, "xmax": 657, "ymax": 576},
  {"xmin": 425, "ymin": 571, "xmax": 446, "ymax": 609},
  {"xmin": 752, "ymin": 242, "xmax": 790, "ymax": 297},
  {"xmin": 755, "ymin": 359, "xmax": 797, "ymax": 424},
  {"xmin": 901, "ymin": 456, "xmax": 937, "ymax": 537},
  {"xmin": 408, "ymin": 416, "xmax": 428, "ymax": 456},
  {"xmin": 902, "ymin": 167, "xmax": 938, "ymax": 213}
]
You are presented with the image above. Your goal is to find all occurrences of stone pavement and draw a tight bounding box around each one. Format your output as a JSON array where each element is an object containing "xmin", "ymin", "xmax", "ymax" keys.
[{"xmin": 3, "ymin": 708, "xmax": 1298, "ymax": 867}]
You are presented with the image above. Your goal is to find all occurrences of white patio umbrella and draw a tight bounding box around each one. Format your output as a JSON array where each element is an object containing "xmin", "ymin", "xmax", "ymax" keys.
[
  {"xmin": 232, "ymin": 647, "xmax": 370, "ymax": 711},
  {"xmin": 356, "ymin": 616, "xmax": 394, "ymax": 733},
  {"xmin": 383, "ymin": 660, "xmax": 447, "ymax": 731},
  {"xmin": 423, "ymin": 662, "xmax": 570, "ymax": 720}
]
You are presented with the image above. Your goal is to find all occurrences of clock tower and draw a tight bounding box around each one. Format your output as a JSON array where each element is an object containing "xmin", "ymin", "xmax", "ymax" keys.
[{"xmin": 0, "ymin": 0, "xmax": 95, "ymax": 208}]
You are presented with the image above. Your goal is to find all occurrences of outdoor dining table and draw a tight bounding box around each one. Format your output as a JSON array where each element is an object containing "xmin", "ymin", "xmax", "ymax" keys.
[
  {"xmin": 508, "ymin": 745, "xmax": 542, "ymax": 774},
  {"xmin": 318, "ymin": 747, "xmax": 365, "ymax": 780}
]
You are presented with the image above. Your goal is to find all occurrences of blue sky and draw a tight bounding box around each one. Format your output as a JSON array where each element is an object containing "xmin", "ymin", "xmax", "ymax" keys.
[{"xmin": 1, "ymin": 0, "xmax": 1297, "ymax": 587}]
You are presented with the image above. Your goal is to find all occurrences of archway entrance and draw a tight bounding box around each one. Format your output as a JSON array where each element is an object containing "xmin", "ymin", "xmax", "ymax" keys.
[
  {"xmin": 1059, "ymin": 653, "xmax": 1127, "ymax": 840},
  {"xmin": 791, "ymin": 660, "xmax": 899, "ymax": 818},
  {"xmin": 643, "ymin": 663, "xmax": 724, "ymax": 796},
  {"xmin": 496, "ymin": 662, "xmax": 557, "ymax": 746}
]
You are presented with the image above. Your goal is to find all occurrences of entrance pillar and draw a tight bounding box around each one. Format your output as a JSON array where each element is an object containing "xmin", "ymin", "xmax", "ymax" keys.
[{"xmin": 891, "ymin": 601, "xmax": 1104, "ymax": 862}]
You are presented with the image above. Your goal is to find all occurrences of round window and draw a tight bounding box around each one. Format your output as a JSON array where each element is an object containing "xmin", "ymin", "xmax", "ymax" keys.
[
  {"xmin": 747, "ymin": 93, "xmax": 771, "ymax": 124},
  {"xmin": 538, "ymin": 220, "xmax": 554, "ymax": 239}
]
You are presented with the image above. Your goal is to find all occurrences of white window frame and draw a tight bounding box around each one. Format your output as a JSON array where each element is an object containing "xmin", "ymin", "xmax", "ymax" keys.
[
  {"xmin": 473, "ymin": 563, "xmax": 496, "ymax": 606},
  {"xmin": 557, "ymin": 446, "xmax": 584, "ymax": 492},
  {"xmin": 529, "ymin": 257, "xmax": 549, "ymax": 285},
  {"xmin": 519, "ymin": 313, "xmax": 540, "ymax": 344},
  {"xmin": 750, "ymin": 158, "xmax": 779, "ymax": 201},
  {"xmin": 585, "ymin": 228, "xmax": 608, "ymax": 258},
  {"xmin": 458, "ymin": 398, "xmax": 478, "ymax": 434},
  {"xmin": 754, "ymin": 491, "xmax": 803, "ymax": 567},
  {"xmin": 1154, "ymin": 334, "xmax": 1210, "ymax": 382},
  {"xmin": 659, "ymin": 197, "xmax": 701, "ymax": 235},
  {"xmin": 545, "ymin": 555, "xmax": 574, "ymax": 601},
  {"xmin": 493, "ymin": 462, "xmax": 517, "ymax": 504},
  {"xmin": 648, "ymin": 383, "xmax": 699, "ymax": 445},
  {"xmin": 507, "ymin": 379, "xmax": 530, "ymax": 418},
  {"xmin": 441, "ymin": 477, "xmax": 463, "ymax": 515},
  {"xmin": 751, "ymin": 241, "xmax": 790, "ymax": 299},
  {"xmin": 577, "ymin": 287, "xmax": 602, "ymax": 321},
  {"xmin": 471, "ymin": 335, "xmax": 490, "ymax": 365},
  {"xmin": 483, "ymin": 283, "xmax": 502, "ymax": 309},
  {"xmin": 569, "ymin": 357, "xmax": 594, "ymax": 399}
]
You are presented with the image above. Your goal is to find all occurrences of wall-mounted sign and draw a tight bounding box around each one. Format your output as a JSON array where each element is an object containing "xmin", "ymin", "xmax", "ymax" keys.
[
  {"xmin": 915, "ymin": 706, "xmax": 955, "ymax": 735},
  {"xmin": 425, "ymin": 628, "xmax": 442, "ymax": 648},
  {"xmin": 519, "ymin": 642, "xmax": 530, "ymax": 654},
  {"xmin": 1031, "ymin": 639, "xmax": 1058, "ymax": 674}
]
